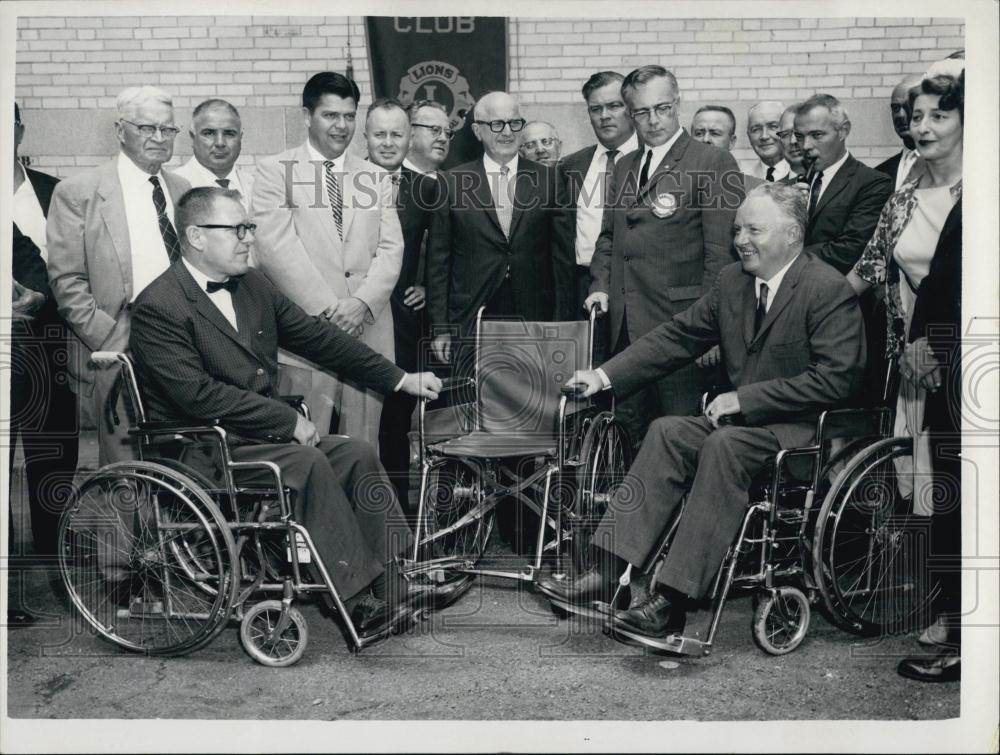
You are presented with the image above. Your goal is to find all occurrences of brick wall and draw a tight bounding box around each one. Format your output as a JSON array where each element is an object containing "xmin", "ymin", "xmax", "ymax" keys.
[{"xmin": 15, "ymin": 15, "xmax": 964, "ymax": 177}]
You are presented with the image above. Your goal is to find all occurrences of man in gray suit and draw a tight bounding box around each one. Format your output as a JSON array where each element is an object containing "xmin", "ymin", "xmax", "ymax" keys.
[
  {"xmin": 539, "ymin": 183, "xmax": 865, "ymax": 640},
  {"xmin": 47, "ymin": 85, "xmax": 189, "ymax": 464},
  {"xmin": 587, "ymin": 65, "xmax": 741, "ymax": 448}
]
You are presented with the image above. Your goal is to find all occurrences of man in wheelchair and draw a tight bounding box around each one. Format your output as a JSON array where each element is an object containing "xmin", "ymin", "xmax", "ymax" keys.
[
  {"xmin": 128, "ymin": 186, "xmax": 447, "ymax": 640},
  {"xmin": 538, "ymin": 182, "xmax": 866, "ymax": 642}
]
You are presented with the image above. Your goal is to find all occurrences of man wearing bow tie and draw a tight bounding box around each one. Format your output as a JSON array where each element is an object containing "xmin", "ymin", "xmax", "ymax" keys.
[
  {"xmin": 587, "ymin": 65, "xmax": 742, "ymax": 449},
  {"xmin": 130, "ymin": 187, "xmax": 445, "ymax": 639},
  {"xmin": 251, "ymin": 72, "xmax": 404, "ymax": 448}
]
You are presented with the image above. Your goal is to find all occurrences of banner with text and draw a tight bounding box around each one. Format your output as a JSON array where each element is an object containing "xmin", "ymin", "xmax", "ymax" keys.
[{"xmin": 365, "ymin": 17, "xmax": 508, "ymax": 169}]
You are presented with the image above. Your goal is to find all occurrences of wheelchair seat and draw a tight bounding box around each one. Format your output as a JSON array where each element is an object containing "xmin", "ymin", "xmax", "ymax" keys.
[{"xmin": 429, "ymin": 431, "xmax": 558, "ymax": 458}]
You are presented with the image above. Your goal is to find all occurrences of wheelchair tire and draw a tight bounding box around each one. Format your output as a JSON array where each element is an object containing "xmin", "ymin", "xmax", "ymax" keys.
[
  {"xmin": 812, "ymin": 436, "xmax": 930, "ymax": 636},
  {"xmin": 752, "ymin": 587, "xmax": 810, "ymax": 655},
  {"xmin": 417, "ymin": 457, "xmax": 494, "ymax": 567},
  {"xmin": 571, "ymin": 412, "xmax": 633, "ymax": 573},
  {"xmin": 58, "ymin": 461, "xmax": 239, "ymax": 656},
  {"xmin": 239, "ymin": 600, "xmax": 308, "ymax": 667}
]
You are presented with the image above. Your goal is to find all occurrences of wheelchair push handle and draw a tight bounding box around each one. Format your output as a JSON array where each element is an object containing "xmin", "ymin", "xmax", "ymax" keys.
[{"xmin": 560, "ymin": 382, "xmax": 589, "ymax": 397}]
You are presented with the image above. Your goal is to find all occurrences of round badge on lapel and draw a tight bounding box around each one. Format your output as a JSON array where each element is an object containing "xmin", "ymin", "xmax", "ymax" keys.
[{"xmin": 651, "ymin": 192, "xmax": 678, "ymax": 218}]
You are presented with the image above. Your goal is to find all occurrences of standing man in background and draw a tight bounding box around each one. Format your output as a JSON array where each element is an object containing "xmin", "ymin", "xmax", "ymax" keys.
[
  {"xmin": 47, "ymin": 85, "xmax": 189, "ymax": 465},
  {"xmin": 559, "ymin": 71, "xmax": 639, "ymax": 336},
  {"xmin": 519, "ymin": 121, "xmax": 562, "ymax": 165},
  {"xmin": 252, "ymin": 72, "xmax": 404, "ymax": 448},
  {"xmin": 174, "ymin": 98, "xmax": 253, "ymax": 211},
  {"xmin": 876, "ymin": 73, "xmax": 924, "ymax": 189},
  {"xmin": 776, "ymin": 104, "xmax": 807, "ymax": 178},
  {"xmin": 588, "ymin": 66, "xmax": 740, "ymax": 448},
  {"xmin": 745, "ymin": 101, "xmax": 790, "ymax": 183},
  {"xmin": 689, "ymin": 105, "xmax": 737, "ymax": 152}
]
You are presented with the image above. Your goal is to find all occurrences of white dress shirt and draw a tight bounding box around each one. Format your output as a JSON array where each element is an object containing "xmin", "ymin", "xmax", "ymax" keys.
[
  {"xmin": 755, "ymin": 253, "xmax": 800, "ymax": 312},
  {"xmin": 12, "ymin": 162, "xmax": 49, "ymax": 261},
  {"xmin": 482, "ymin": 152, "xmax": 519, "ymax": 203},
  {"xmin": 173, "ymin": 156, "xmax": 251, "ymax": 209},
  {"xmin": 182, "ymin": 257, "xmax": 239, "ymax": 331},
  {"xmin": 637, "ymin": 128, "xmax": 685, "ymax": 189},
  {"xmin": 812, "ymin": 150, "xmax": 851, "ymax": 205},
  {"xmin": 307, "ymin": 140, "xmax": 346, "ymax": 175},
  {"xmin": 402, "ymin": 157, "xmax": 436, "ymax": 176},
  {"xmin": 747, "ymin": 158, "xmax": 791, "ymax": 182},
  {"xmin": 118, "ymin": 152, "xmax": 177, "ymax": 300},
  {"xmin": 574, "ymin": 132, "xmax": 640, "ymax": 266}
]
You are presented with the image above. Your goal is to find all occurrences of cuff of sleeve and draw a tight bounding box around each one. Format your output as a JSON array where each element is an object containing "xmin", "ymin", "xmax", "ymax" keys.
[
  {"xmin": 394, "ymin": 374, "xmax": 407, "ymax": 392},
  {"xmin": 595, "ymin": 367, "xmax": 612, "ymax": 390}
]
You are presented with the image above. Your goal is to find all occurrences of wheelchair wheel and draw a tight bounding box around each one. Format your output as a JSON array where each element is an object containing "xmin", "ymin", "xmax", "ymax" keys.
[
  {"xmin": 418, "ymin": 457, "xmax": 493, "ymax": 566},
  {"xmin": 58, "ymin": 461, "xmax": 239, "ymax": 656},
  {"xmin": 813, "ymin": 436, "xmax": 929, "ymax": 635},
  {"xmin": 239, "ymin": 600, "xmax": 308, "ymax": 667},
  {"xmin": 571, "ymin": 412, "xmax": 633, "ymax": 572},
  {"xmin": 752, "ymin": 587, "xmax": 811, "ymax": 655}
]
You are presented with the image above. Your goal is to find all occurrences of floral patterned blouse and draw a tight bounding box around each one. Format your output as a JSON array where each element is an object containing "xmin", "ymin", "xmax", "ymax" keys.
[{"xmin": 852, "ymin": 174, "xmax": 962, "ymax": 358}]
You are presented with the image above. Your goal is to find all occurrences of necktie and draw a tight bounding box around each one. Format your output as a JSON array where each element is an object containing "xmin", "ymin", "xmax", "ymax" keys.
[
  {"xmin": 324, "ymin": 161, "xmax": 344, "ymax": 239},
  {"xmin": 638, "ymin": 149, "xmax": 653, "ymax": 191},
  {"xmin": 765, "ymin": 165, "xmax": 775, "ymax": 182},
  {"xmin": 808, "ymin": 170, "xmax": 824, "ymax": 217},
  {"xmin": 496, "ymin": 165, "xmax": 513, "ymax": 238},
  {"xmin": 215, "ymin": 178, "xmax": 230, "ymax": 188},
  {"xmin": 206, "ymin": 277, "xmax": 240, "ymax": 294},
  {"xmin": 603, "ymin": 148, "xmax": 620, "ymax": 205},
  {"xmin": 754, "ymin": 283, "xmax": 769, "ymax": 336},
  {"xmin": 149, "ymin": 176, "xmax": 181, "ymax": 263}
]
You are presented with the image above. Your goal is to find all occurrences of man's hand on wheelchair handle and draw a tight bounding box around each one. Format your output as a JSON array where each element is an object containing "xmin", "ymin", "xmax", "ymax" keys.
[
  {"xmin": 704, "ymin": 391, "xmax": 741, "ymax": 429},
  {"xmin": 431, "ymin": 333, "xmax": 452, "ymax": 363},
  {"xmin": 584, "ymin": 291, "xmax": 608, "ymax": 315},
  {"xmin": 563, "ymin": 370, "xmax": 605, "ymax": 398},
  {"xmin": 400, "ymin": 371, "xmax": 442, "ymax": 401},
  {"xmin": 293, "ymin": 413, "xmax": 321, "ymax": 447}
]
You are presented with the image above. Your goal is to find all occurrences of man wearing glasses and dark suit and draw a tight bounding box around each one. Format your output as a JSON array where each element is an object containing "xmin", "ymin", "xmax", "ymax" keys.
[
  {"xmin": 426, "ymin": 90, "xmax": 574, "ymax": 368},
  {"xmin": 587, "ymin": 65, "xmax": 742, "ymax": 450}
]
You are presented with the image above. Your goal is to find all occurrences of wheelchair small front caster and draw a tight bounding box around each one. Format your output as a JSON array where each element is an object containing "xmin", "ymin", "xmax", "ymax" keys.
[
  {"xmin": 240, "ymin": 599, "xmax": 309, "ymax": 667},
  {"xmin": 752, "ymin": 587, "xmax": 810, "ymax": 655}
]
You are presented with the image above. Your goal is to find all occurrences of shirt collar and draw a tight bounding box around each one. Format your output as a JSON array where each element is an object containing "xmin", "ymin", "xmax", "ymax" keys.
[
  {"xmin": 183, "ymin": 156, "xmax": 240, "ymax": 187},
  {"xmin": 757, "ymin": 158, "xmax": 790, "ymax": 179},
  {"xmin": 403, "ymin": 157, "xmax": 436, "ymax": 176},
  {"xmin": 818, "ymin": 150, "xmax": 850, "ymax": 182},
  {"xmin": 642, "ymin": 127, "xmax": 684, "ymax": 171},
  {"xmin": 756, "ymin": 252, "xmax": 800, "ymax": 297},
  {"xmin": 182, "ymin": 256, "xmax": 228, "ymax": 288},
  {"xmin": 117, "ymin": 151, "xmax": 166, "ymax": 184},
  {"xmin": 307, "ymin": 139, "xmax": 346, "ymax": 172},
  {"xmin": 483, "ymin": 152, "xmax": 519, "ymax": 175},
  {"xmin": 595, "ymin": 132, "xmax": 639, "ymax": 166}
]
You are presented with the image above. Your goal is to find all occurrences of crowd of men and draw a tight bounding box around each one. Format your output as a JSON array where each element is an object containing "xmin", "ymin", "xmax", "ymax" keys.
[{"xmin": 9, "ymin": 59, "xmax": 958, "ymax": 678}]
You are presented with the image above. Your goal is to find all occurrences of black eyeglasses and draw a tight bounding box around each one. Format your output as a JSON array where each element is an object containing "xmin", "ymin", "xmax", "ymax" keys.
[
  {"xmin": 629, "ymin": 101, "xmax": 677, "ymax": 122},
  {"xmin": 473, "ymin": 118, "xmax": 526, "ymax": 133},
  {"xmin": 411, "ymin": 123, "xmax": 456, "ymax": 140},
  {"xmin": 195, "ymin": 223, "xmax": 256, "ymax": 240}
]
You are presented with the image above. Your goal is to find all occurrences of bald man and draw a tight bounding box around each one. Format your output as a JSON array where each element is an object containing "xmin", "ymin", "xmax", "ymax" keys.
[
  {"xmin": 876, "ymin": 73, "xmax": 924, "ymax": 189},
  {"xmin": 519, "ymin": 120, "xmax": 562, "ymax": 165},
  {"xmin": 426, "ymin": 91, "xmax": 573, "ymax": 365},
  {"xmin": 745, "ymin": 101, "xmax": 790, "ymax": 182}
]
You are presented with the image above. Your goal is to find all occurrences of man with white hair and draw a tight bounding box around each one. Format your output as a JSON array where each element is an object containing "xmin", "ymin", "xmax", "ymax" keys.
[
  {"xmin": 47, "ymin": 85, "xmax": 190, "ymax": 464},
  {"xmin": 745, "ymin": 101, "xmax": 790, "ymax": 182}
]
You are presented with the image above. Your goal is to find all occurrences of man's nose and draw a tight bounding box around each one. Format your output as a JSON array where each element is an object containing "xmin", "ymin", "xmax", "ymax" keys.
[{"xmin": 214, "ymin": 132, "xmax": 226, "ymax": 147}]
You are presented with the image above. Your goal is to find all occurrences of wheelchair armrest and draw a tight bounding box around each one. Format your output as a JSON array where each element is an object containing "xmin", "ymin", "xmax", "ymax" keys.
[
  {"xmin": 132, "ymin": 421, "xmax": 223, "ymax": 435},
  {"xmin": 279, "ymin": 395, "xmax": 309, "ymax": 418},
  {"xmin": 815, "ymin": 406, "xmax": 892, "ymax": 443}
]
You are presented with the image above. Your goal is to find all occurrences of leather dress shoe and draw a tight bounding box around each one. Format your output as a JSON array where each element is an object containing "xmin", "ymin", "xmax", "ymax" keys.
[
  {"xmin": 612, "ymin": 591, "xmax": 686, "ymax": 638},
  {"xmin": 7, "ymin": 609, "xmax": 38, "ymax": 627},
  {"xmin": 897, "ymin": 653, "xmax": 961, "ymax": 683},
  {"xmin": 536, "ymin": 567, "xmax": 614, "ymax": 606},
  {"xmin": 350, "ymin": 595, "xmax": 411, "ymax": 637},
  {"xmin": 407, "ymin": 574, "xmax": 473, "ymax": 610}
]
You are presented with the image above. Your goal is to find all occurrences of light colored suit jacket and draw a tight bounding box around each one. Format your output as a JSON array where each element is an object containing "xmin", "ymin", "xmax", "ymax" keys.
[
  {"xmin": 172, "ymin": 157, "xmax": 255, "ymax": 212},
  {"xmin": 46, "ymin": 156, "xmax": 190, "ymax": 389},
  {"xmin": 251, "ymin": 142, "xmax": 404, "ymax": 443}
]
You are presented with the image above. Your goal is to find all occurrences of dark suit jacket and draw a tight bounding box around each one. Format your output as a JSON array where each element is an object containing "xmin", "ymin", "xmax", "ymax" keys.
[
  {"xmin": 909, "ymin": 200, "xmax": 962, "ymax": 436},
  {"xmin": 392, "ymin": 166, "xmax": 440, "ymax": 304},
  {"xmin": 557, "ymin": 145, "xmax": 600, "ymax": 250},
  {"xmin": 805, "ymin": 154, "xmax": 893, "ymax": 274},
  {"xmin": 25, "ymin": 166, "xmax": 59, "ymax": 217},
  {"xmin": 875, "ymin": 151, "xmax": 902, "ymax": 182},
  {"xmin": 601, "ymin": 252, "xmax": 866, "ymax": 449},
  {"xmin": 13, "ymin": 224, "xmax": 52, "ymax": 297},
  {"xmin": 129, "ymin": 262, "xmax": 405, "ymax": 444},
  {"xmin": 426, "ymin": 157, "xmax": 574, "ymax": 333},
  {"xmin": 591, "ymin": 130, "xmax": 742, "ymax": 347},
  {"xmin": 14, "ymin": 167, "xmax": 62, "ymax": 323}
]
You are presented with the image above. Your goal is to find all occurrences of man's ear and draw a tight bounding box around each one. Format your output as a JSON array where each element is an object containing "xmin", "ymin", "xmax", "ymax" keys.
[
  {"xmin": 839, "ymin": 118, "xmax": 852, "ymax": 139},
  {"xmin": 301, "ymin": 106, "xmax": 312, "ymax": 131},
  {"xmin": 185, "ymin": 225, "xmax": 202, "ymax": 252},
  {"xmin": 471, "ymin": 123, "xmax": 483, "ymax": 144}
]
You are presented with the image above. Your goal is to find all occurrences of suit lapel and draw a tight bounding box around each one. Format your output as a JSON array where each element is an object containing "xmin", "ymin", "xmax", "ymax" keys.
[
  {"xmin": 174, "ymin": 263, "xmax": 259, "ymax": 359},
  {"xmin": 750, "ymin": 253, "xmax": 808, "ymax": 346},
  {"xmin": 471, "ymin": 160, "xmax": 505, "ymax": 236},
  {"xmin": 293, "ymin": 144, "xmax": 342, "ymax": 251},
  {"xmin": 507, "ymin": 161, "xmax": 537, "ymax": 239},
  {"xmin": 811, "ymin": 155, "xmax": 857, "ymax": 220},
  {"xmin": 341, "ymin": 153, "xmax": 367, "ymax": 241},
  {"xmin": 742, "ymin": 274, "xmax": 758, "ymax": 348},
  {"xmin": 637, "ymin": 130, "xmax": 691, "ymax": 202},
  {"xmin": 96, "ymin": 161, "xmax": 133, "ymax": 298}
]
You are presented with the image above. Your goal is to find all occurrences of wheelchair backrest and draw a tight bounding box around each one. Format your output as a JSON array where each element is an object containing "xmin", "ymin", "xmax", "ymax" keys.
[{"xmin": 474, "ymin": 319, "xmax": 591, "ymax": 437}]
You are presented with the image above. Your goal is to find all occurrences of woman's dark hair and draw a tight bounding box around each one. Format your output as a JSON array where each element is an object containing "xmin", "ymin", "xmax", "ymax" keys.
[{"xmin": 909, "ymin": 70, "xmax": 964, "ymax": 122}]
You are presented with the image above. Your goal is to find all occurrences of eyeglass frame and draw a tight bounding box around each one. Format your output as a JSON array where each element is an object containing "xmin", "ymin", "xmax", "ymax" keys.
[
  {"xmin": 411, "ymin": 122, "xmax": 457, "ymax": 141},
  {"xmin": 473, "ymin": 118, "xmax": 527, "ymax": 133},
  {"xmin": 120, "ymin": 119, "xmax": 181, "ymax": 139},
  {"xmin": 195, "ymin": 223, "xmax": 257, "ymax": 240},
  {"xmin": 521, "ymin": 137, "xmax": 561, "ymax": 151},
  {"xmin": 628, "ymin": 101, "xmax": 677, "ymax": 122}
]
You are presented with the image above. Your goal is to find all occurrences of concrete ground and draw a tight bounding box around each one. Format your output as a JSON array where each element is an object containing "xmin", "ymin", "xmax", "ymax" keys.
[{"xmin": 5, "ymin": 433, "xmax": 959, "ymax": 726}]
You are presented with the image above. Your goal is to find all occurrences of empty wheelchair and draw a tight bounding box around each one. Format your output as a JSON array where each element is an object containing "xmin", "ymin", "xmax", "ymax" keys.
[
  {"xmin": 400, "ymin": 306, "xmax": 632, "ymax": 588},
  {"xmin": 594, "ymin": 375, "xmax": 931, "ymax": 656},
  {"xmin": 58, "ymin": 352, "xmax": 417, "ymax": 667}
]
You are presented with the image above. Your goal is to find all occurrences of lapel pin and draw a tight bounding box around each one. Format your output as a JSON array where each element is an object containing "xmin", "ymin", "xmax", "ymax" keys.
[{"xmin": 651, "ymin": 191, "xmax": 679, "ymax": 218}]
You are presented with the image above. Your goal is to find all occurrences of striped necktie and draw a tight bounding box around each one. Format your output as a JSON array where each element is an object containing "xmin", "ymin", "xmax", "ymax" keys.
[
  {"xmin": 324, "ymin": 161, "xmax": 344, "ymax": 239},
  {"xmin": 149, "ymin": 176, "xmax": 180, "ymax": 262},
  {"xmin": 496, "ymin": 165, "xmax": 513, "ymax": 238}
]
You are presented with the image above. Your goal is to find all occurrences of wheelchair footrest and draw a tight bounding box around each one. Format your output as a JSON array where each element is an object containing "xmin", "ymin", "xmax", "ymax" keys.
[{"xmin": 609, "ymin": 625, "xmax": 710, "ymax": 657}]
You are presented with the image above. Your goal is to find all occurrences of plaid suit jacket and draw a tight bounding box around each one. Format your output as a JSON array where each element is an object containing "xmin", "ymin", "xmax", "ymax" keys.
[{"xmin": 129, "ymin": 261, "xmax": 405, "ymax": 443}]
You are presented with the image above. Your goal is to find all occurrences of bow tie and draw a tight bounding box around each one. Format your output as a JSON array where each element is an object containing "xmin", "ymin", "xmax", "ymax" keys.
[{"xmin": 206, "ymin": 277, "xmax": 240, "ymax": 294}]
